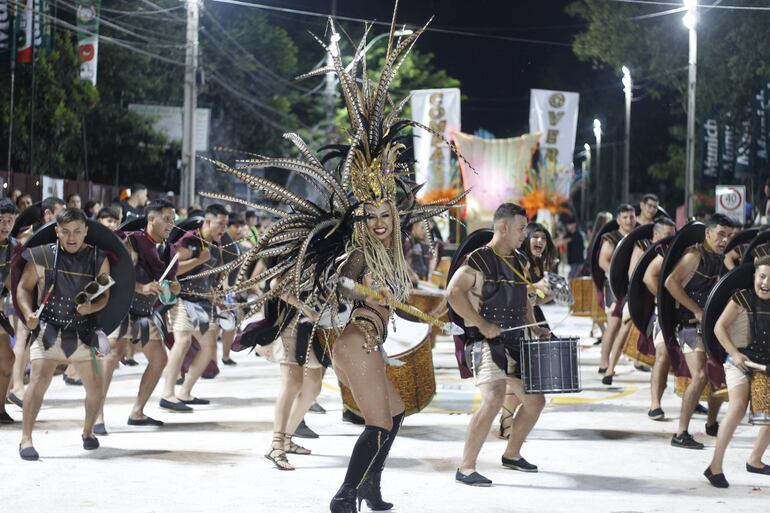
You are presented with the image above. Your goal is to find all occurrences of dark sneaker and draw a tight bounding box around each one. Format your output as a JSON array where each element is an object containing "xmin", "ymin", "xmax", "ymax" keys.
[
  {"xmin": 19, "ymin": 445, "xmax": 39, "ymax": 461},
  {"xmin": 648, "ymin": 408, "xmax": 665, "ymax": 421},
  {"xmin": 8, "ymin": 392, "xmax": 23, "ymax": 408},
  {"xmin": 127, "ymin": 416, "xmax": 164, "ymax": 427},
  {"xmin": 63, "ymin": 375, "xmax": 82, "ymax": 386},
  {"xmin": 671, "ymin": 431, "xmax": 704, "ymax": 450},
  {"xmin": 455, "ymin": 469, "xmax": 492, "ymax": 487},
  {"xmin": 82, "ymin": 435, "xmax": 100, "ymax": 450},
  {"xmin": 180, "ymin": 397, "xmax": 209, "ymax": 405},
  {"xmin": 294, "ymin": 419, "xmax": 319, "ymax": 439},
  {"xmin": 342, "ymin": 409, "xmax": 365, "ymax": 425},
  {"xmin": 746, "ymin": 463, "xmax": 770, "ymax": 475},
  {"xmin": 634, "ymin": 363, "xmax": 651, "ymax": 372},
  {"xmin": 704, "ymin": 466, "xmax": 729, "ymax": 488},
  {"xmin": 705, "ymin": 422, "xmax": 719, "ymax": 437},
  {"xmin": 93, "ymin": 423, "xmax": 108, "ymax": 436},
  {"xmin": 159, "ymin": 398, "xmax": 193, "ymax": 413},
  {"xmin": 308, "ymin": 402, "xmax": 326, "ymax": 414},
  {"xmin": 221, "ymin": 358, "xmax": 237, "ymax": 366},
  {"xmin": 0, "ymin": 411, "xmax": 14, "ymax": 424},
  {"xmin": 502, "ymin": 456, "xmax": 538, "ymax": 472},
  {"xmin": 694, "ymin": 403, "xmax": 708, "ymax": 415}
]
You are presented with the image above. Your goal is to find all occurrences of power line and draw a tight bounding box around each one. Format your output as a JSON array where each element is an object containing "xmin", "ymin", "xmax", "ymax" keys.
[{"xmin": 609, "ymin": 0, "xmax": 770, "ymax": 11}]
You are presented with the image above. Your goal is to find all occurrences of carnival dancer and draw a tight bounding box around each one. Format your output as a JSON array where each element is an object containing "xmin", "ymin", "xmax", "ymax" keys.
[
  {"xmin": 639, "ymin": 218, "xmax": 677, "ymax": 419},
  {"xmin": 160, "ymin": 203, "xmax": 228, "ymax": 411},
  {"xmin": 96, "ymin": 200, "xmax": 180, "ymax": 431},
  {"xmin": 498, "ymin": 222, "xmax": 555, "ymax": 439},
  {"xmin": 16, "ymin": 209, "xmax": 115, "ymax": 460},
  {"xmin": 597, "ymin": 204, "xmax": 637, "ymax": 372},
  {"xmin": 664, "ymin": 213, "xmax": 733, "ymax": 449},
  {"xmin": 448, "ymin": 204, "xmax": 549, "ymax": 486},
  {"xmin": 705, "ymin": 256, "xmax": 770, "ymax": 487},
  {"xmin": 0, "ymin": 199, "xmax": 19, "ymax": 423},
  {"xmin": 604, "ymin": 218, "xmax": 676, "ymax": 384}
]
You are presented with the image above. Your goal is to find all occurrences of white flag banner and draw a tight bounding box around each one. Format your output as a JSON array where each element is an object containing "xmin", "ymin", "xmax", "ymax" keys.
[
  {"xmin": 41, "ymin": 175, "xmax": 64, "ymax": 199},
  {"xmin": 529, "ymin": 89, "xmax": 580, "ymax": 168},
  {"xmin": 410, "ymin": 88, "xmax": 461, "ymax": 196}
]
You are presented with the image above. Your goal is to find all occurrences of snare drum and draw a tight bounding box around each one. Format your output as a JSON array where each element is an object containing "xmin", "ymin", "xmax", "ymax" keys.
[
  {"xmin": 674, "ymin": 376, "xmax": 712, "ymax": 402},
  {"xmin": 749, "ymin": 371, "xmax": 770, "ymax": 425},
  {"xmin": 336, "ymin": 316, "xmax": 436, "ymax": 417},
  {"xmin": 520, "ymin": 337, "xmax": 581, "ymax": 394},
  {"xmin": 621, "ymin": 323, "xmax": 655, "ymax": 367}
]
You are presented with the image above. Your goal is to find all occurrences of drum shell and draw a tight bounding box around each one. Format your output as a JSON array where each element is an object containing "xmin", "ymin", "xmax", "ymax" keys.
[
  {"xmin": 621, "ymin": 323, "xmax": 655, "ymax": 367},
  {"xmin": 749, "ymin": 371, "xmax": 770, "ymax": 426},
  {"xmin": 520, "ymin": 338, "xmax": 581, "ymax": 394},
  {"xmin": 591, "ymin": 285, "xmax": 607, "ymax": 323},
  {"xmin": 570, "ymin": 277, "xmax": 593, "ymax": 317},
  {"xmin": 674, "ymin": 376, "xmax": 713, "ymax": 402}
]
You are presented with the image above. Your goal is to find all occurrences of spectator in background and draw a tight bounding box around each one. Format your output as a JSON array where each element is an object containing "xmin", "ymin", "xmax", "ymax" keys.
[
  {"xmin": 84, "ymin": 200, "xmax": 102, "ymax": 219},
  {"xmin": 121, "ymin": 184, "xmax": 147, "ymax": 221},
  {"xmin": 10, "ymin": 189, "xmax": 22, "ymax": 204},
  {"xmin": 227, "ymin": 213, "xmax": 247, "ymax": 245},
  {"xmin": 16, "ymin": 194, "xmax": 33, "ymax": 212},
  {"xmin": 96, "ymin": 207, "xmax": 121, "ymax": 230},
  {"xmin": 40, "ymin": 197, "xmax": 66, "ymax": 225},
  {"xmin": 563, "ymin": 216, "xmax": 586, "ymax": 278},
  {"xmin": 404, "ymin": 221, "xmax": 433, "ymax": 285},
  {"xmin": 67, "ymin": 193, "xmax": 82, "ymax": 209},
  {"xmin": 244, "ymin": 210, "xmax": 260, "ymax": 247}
]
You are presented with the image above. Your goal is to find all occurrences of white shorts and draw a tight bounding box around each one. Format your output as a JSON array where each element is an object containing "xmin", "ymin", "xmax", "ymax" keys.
[
  {"xmin": 29, "ymin": 335, "xmax": 92, "ymax": 363},
  {"xmin": 472, "ymin": 341, "xmax": 517, "ymax": 387},
  {"xmin": 724, "ymin": 360, "xmax": 750, "ymax": 391}
]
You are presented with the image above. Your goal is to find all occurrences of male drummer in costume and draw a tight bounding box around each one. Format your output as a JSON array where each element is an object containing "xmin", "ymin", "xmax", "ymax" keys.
[
  {"xmin": 664, "ymin": 213, "xmax": 733, "ymax": 449},
  {"xmin": 0, "ymin": 199, "xmax": 20, "ymax": 423},
  {"xmin": 641, "ymin": 218, "xmax": 677, "ymax": 420},
  {"xmin": 160, "ymin": 203, "xmax": 228, "ymax": 411},
  {"xmin": 16, "ymin": 209, "xmax": 111, "ymax": 460},
  {"xmin": 598, "ymin": 204, "xmax": 636, "ymax": 373},
  {"xmin": 704, "ymin": 256, "xmax": 770, "ymax": 487},
  {"xmin": 96, "ymin": 199, "xmax": 180, "ymax": 430},
  {"xmin": 637, "ymin": 194, "xmax": 659, "ymax": 225},
  {"xmin": 449, "ymin": 203, "xmax": 548, "ymax": 486}
]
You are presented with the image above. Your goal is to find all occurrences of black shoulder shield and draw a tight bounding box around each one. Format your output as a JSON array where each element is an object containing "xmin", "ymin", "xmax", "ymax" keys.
[
  {"xmin": 703, "ymin": 262, "xmax": 753, "ymax": 363},
  {"xmin": 628, "ymin": 235, "xmax": 674, "ymax": 332},
  {"xmin": 609, "ymin": 223, "xmax": 654, "ymax": 301},
  {"xmin": 741, "ymin": 228, "xmax": 770, "ymax": 265}
]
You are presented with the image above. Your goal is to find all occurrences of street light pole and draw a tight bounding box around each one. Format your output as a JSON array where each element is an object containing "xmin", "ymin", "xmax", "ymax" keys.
[
  {"xmin": 684, "ymin": 0, "xmax": 698, "ymax": 218},
  {"xmin": 181, "ymin": 0, "xmax": 200, "ymax": 208},
  {"xmin": 593, "ymin": 119, "xmax": 603, "ymax": 214},
  {"xmin": 622, "ymin": 66, "xmax": 632, "ymax": 204},
  {"xmin": 583, "ymin": 142, "xmax": 591, "ymax": 223}
]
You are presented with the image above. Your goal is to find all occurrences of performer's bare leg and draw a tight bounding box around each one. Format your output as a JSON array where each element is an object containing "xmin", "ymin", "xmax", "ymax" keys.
[
  {"xmin": 131, "ymin": 339, "xmax": 167, "ymax": 420},
  {"xmin": 605, "ymin": 319, "xmax": 632, "ymax": 377},
  {"xmin": 650, "ymin": 343, "xmax": 670, "ymax": 412},
  {"xmin": 0, "ymin": 335, "xmax": 14, "ymax": 419},
  {"xmin": 498, "ymin": 381, "xmax": 521, "ymax": 438},
  {"xmin": 9, "ymin": 322, "xmax": 28, "ymax": 399},
  {"xmin": 96, "ymin": 338, "xmax": 129, "ymax": 425},
  {"xmin": 286, "ymin": 367, "xmax": 323, "ymax": 434},
  {"xmin": 708, "ymin": 384, "xmax": 748, "ymax": 473},
  {"xmin": 178, "ymin": 329, "xmax": 217, "ymax": 400},
  {"xmin": 162, "ymin": 330, "xmax": 193, "ymax": 402},
  {"xmin": 72, "ymin": 359, "xmax": 102, "ymax": 438},
  {"xmin": 677, "ymin": 351, "xmax": 707, "ymax": 435},
  {"xmin": 502, "ymin": 377, "xmax": 544, "ymax": 460},
  {"xmin": 20, "ymin": 359, "xmax": 58, "ymax": 450},
  {"xmin": 748, "ymin": 426, "xmax": 770, "ymax": 468},
  {"xmin": 599, "ymin": 313, "xmax": 621, "ymax": 369},
  {"xmin": 458, "ymin": 380, "xmax": 505, "ymax": 474},
  {"xmin": 221, "ymin": 329, "xmax": 235, "ymax": 362}
]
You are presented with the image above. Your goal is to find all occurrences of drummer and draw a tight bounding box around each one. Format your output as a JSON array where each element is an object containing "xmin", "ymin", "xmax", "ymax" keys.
[
  {"xmin": 664, "ymin": 213, "xmax": 733, "ymax": 449},
  {"xmin": 705, "ymin": 256, "xmax": 770, "ymax": 488},
  {"xmin": 448, "ymin": 203, "xmax": 548, "ymax": 486},
  {"xmin": 597, "ymin": 204, "xmax": 637, "ymax": 373}
]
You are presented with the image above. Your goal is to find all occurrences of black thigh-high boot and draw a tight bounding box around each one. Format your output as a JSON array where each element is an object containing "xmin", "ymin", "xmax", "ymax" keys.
[
  {"xmin": 330, "ymin": 425, "xmax": 390, "ymax": 513},
  {"xmin": 358, "ymin": 412, "xmax": 405, "ymax": 511}
]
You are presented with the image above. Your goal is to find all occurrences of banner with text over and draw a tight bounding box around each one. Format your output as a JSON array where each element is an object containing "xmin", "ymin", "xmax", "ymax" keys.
[{"xmin": 528, "ymin": 89, "xmax": 579, "ymax": 168}]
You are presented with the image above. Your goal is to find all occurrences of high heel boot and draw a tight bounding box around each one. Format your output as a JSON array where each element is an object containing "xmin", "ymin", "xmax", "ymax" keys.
[
  {"xmin": 357, "ymin": 412, "xmax": 404, "ymax": 511},
  {"xmin": 330, "ymin": 485, "xmax": 358, "ymax": 513},
  {"xmin": 330, "ymin": 425, "xmax": 389, "ymax": 513}
]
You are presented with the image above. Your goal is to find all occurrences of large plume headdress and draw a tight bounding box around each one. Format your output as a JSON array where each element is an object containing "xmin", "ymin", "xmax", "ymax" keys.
[{"xmin": 198, "ymin": 10, "xmax": 470, "ymax": 318}]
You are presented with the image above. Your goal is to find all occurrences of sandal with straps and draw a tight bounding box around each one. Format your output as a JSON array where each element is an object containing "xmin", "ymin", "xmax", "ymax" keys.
[
  {"xmin": 284, "ymin": 435, "xmax": 312, "ymax": 455},
  {"xmin": 265, "ymin": 434, "xmax": 295, "ymax": 471},
  {"xmin": 498, "ymin": 406, "xmax": 514, "ymax": 440}
]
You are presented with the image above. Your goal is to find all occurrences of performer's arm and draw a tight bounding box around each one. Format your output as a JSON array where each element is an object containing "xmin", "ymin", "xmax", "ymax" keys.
[
  {"xmin": 176, "ymin": 245, "xmax": 211, "ymax": 275},
  {"xmin": 447, "ymin": 265, "xmax": 501, "ymax": 340},
  {"xmin": 628, "ymin": 246, "xmax": 644, "ymax": 280},
  {"xmin": 664, "ymin": 250, "xmax": 702, "ymax": 321},
  {"xmin": 77, "ymin": 258, "xmax": 111, "ymax": 315},
  {"xmin": 598, "ymin": 241, "xmax": 614, "ymax": 274},
  {"xmin": 723, "ymin": 248, "xmax": 739, "ymax": 271},
  {"xmin": 714, "ymin": 300, "xmax": 749, "ymax": 371},
  {"xmin": 17, "ymin": 261, "xmax": 40, "ymax": 330},
  {"xmin": 527, "ymin": 298, "xmax": 550, "ymax": 338},
  {"xmin": 643, "ymin": 255, "xmax": 663, "ymax": 296}
]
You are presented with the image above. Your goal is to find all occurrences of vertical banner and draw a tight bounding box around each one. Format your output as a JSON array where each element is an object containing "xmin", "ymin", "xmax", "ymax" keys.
[
  {"xmin": 13, "ymin": 0, "xmax": 49, "ymax": 63},
  {"xmin": 410, "ymin": 88, "xmax": 461, "ymax": 197},
  {"xmin": 734, "ymin": 117, "xmax": 753, "ymax": 178},
  {"xmin": 76, "ymin": 0, "xmax": 100, "ymax": 85},
  {"xmin": 701, "ymin": 116, "xmax": 719, "ymax": 186},
  {"xmin": 0, "ymin": 1, "xmax": 11, "ymax": 57},
  {"xmin": 720, "ymin": 120, "xmax": 735, "ymax": 183},
  {"xmin": 528, "ymin": 89, "xmax": 580, "ymax": 168},
  {"xmin": 753, "ymin": 85, "xmax": 768, "ymax": 176}
]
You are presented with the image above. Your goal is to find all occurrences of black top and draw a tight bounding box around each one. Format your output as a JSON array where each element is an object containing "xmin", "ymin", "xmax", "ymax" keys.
[
  {"xmin": 121, "ymin": 201, "xmax": 144, "ymax": 222},
  {"xmin": 566, "ymin": 229, "xmax": 585, "ymax": 265}
]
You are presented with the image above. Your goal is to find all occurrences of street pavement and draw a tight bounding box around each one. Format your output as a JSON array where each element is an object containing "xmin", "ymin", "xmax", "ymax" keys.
[{"xmin": 2, "ymin": 304, "xmax": 767, "ymax": 513}]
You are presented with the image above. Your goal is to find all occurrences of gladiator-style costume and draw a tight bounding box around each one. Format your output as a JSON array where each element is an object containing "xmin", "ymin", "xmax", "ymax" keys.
[
  {"xmin": 173, "ymin": 230, "xmax": 222, "ymax": 334},
  {"xmin": 0, "ymin": 237, "xmax": 18, "ymax": 335},
  {"xmin": 118, "ymin": 231, "xmax": 177, "ymax": 345},
  {"xmin": 730, "ymin": 289, "xmax": 770, "ymax": 365},
  {"xmin": 23, "ymin": 243, "xmax": 104, "ymax": 355},
  {"xmin": 602, "ymin": 230, "xmax": 624, "ymax": 311},
  {"xmin": 464, "ymin": 246, "xmax": 530, "ymax": 378},
  {"xmin": 677, "ymin": 243, "xmax": 723, "ymax": 350}
]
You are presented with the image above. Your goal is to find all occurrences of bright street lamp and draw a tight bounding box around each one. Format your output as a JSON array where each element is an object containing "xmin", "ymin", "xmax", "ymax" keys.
[
  {"xmin": 583, "ymin": 142, "xmax": 591, "ymax": 222},
  {"xmin": 683, "ymin": 0, "xmax": 698, "ymax": 218},
  {"xmin": 593, "ymin": 119, "xmax": 602, "ymax": 214},
  {"xmin": 622, "ymin": 66, "xmax": 632, "ymax": 204}
]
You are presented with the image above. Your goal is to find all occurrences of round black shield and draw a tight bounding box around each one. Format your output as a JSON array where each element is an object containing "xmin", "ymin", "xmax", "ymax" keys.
[
  {"xmin": 741, "ymin": 228, "xmax": 770, "ymax": 265},
  {"xmin": 609, "ymin": 223, "xmax": 654, "ymax": 301},
  {"xmin": 168, "ymin": 216, "xmax": 204, "ymax": 245},
  {"xmin": 118, "ymin": 216, "xmax": 147, "ymax": 233},
  {"xmin": 628, "ymin": 235, "xmax": 674, "ymax": 332},
  {"xmin": 589, "ymin": 219, "xmax": 620, "ymax": 296},
  {"xmin": 725, "ymin": 227, "xmax": 759, "ymax": 255},
  {"xmin": 703, "ymin": 263, "xmax": 753, "ymax": 363},
  {"xmin": 11, "ymin": 202, "xmax": 43, "ymax": 238}
]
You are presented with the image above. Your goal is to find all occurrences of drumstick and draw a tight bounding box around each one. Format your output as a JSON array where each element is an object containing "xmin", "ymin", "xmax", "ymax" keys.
[
  {"xmin": 158, "ymin": 253, "xmax": 179, "ymax": 283},
  {"xmin": 33, "ymin": 284, "xmax": 55, "ymax": 318},
  {"xmin": 338, "ymin": 277, "xmax": 464, "ymax": 336},
  {"xmin": 500, "ymin": 320, "xmax": 549, "ymax": 333},
  {"xmin": 745, "ymin": 360, "xmax": 770, "ymax": 374}
]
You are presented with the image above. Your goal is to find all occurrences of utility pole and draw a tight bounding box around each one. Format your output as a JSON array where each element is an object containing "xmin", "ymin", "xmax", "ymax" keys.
[
  {"xmin": 622, "ymin": 66, "xmax": 632, "ymax": 204},
  {"xmin": 593, "ymin": 119, "xmax": 602, "ymax": 215},
  {"xmin": 181, "ymin": 0, "xmax": 199, "ymax": 208},
  {"xmin": 683, "ymin": 0, "xmax": 698, "ymax": 219},
  {"xmin": 324, "ymin": 0, "xmax": 338, "ymax": 143}
]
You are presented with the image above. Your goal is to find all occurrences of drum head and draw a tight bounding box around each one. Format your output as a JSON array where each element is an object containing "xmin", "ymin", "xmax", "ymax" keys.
[
  {"xmin": 741, "ymin": 228, "xmax": 770, "ymax": 265},
  {"xmin": 658, "ymin": 221, "xmax": 705, "ymax": 376},
  {"xmin": 609, "ymin": 224, "xmax": 653, "ymax": 300},
  {"xmin": 11, "ymin": 220, "xmax": 135, "ymax": 334},
  {"xmin": 382, "ymin": 316, "xmax": 430, "ymax": 357},
  {"xmin": 725, "ymin": 227, "xmax": 759, "ymax": 255},
  {"xmin": 703, "ymin": 263, "xmax": 753, "ymax": 363}
]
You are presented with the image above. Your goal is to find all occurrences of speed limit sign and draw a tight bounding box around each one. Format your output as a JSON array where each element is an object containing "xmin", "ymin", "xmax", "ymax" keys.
[{"xmin": 715, "ymin": 185, "xmax": 746, "ymax": 225}]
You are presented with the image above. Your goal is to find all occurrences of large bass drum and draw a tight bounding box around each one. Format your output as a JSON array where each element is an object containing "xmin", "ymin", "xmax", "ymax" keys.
[{"xmin": 338, "ymin": 316, "xmax": 435, "ymax": 417}]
